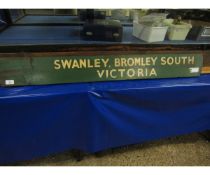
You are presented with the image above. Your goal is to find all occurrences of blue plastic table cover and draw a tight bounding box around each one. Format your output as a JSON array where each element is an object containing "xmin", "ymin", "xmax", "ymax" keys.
[{"xmin": 0, "ymin": 75, "xmax": 210, "ymax": 164}]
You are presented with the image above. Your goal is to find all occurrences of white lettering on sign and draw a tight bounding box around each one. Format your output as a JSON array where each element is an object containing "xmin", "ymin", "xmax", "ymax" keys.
[
  {"xmin": 54, "ymin": 58, "xmax": 109, "ymax": 69},
  {"xmin": 161, "ymin": 56, "xmax": 195, "ymax": 65},
  {"xmin": 96, "ymin": 68, "xmax": 157, "ymax": 79}
]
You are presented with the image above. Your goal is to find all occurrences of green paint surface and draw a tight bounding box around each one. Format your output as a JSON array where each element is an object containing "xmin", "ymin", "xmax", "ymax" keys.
[{"xmin": 0, "ymin": 53, "xmax": 203, "ymax": 86}]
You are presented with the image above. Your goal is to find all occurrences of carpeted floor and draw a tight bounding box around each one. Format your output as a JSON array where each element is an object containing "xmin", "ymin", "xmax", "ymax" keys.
[{"xmin": 13, "ymin": 132, "xmax": 210, "ymax": 166}]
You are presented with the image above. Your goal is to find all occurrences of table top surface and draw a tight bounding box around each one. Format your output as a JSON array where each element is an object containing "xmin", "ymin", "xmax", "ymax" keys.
[{"xmin": 0, "ymin": 15, "xmax": 210, "ymax": 46}]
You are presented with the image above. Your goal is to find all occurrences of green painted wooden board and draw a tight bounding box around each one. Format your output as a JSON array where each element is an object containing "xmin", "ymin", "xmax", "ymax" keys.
[{"xmin": 0, "ymin": 53, "xmax": 203, "ymax": 86}]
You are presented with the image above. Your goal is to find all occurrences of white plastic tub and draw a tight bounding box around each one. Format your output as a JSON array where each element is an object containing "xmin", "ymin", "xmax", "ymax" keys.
[
  {"xmin": 111, "ymin": 10, "xmax": 130, "ymax": 20},
  {"xmin": 167, "ymin": 22, "xmax": 192, "ymax": 40},
  {"xmin": 133, "ymin": 22, "xmax": 144, "ymax": 38},
  {"xmin": 133, "ymin": 22, "xmax": 168, "ymax": 42}
]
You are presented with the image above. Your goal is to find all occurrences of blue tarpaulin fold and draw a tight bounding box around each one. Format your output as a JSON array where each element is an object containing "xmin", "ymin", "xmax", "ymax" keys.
[{"xmin": 0, "ymin": 75, "xmax": 210, "ymax": 164}]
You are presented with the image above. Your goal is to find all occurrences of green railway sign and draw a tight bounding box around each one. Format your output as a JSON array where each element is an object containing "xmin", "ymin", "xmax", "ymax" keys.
[{"xmin": 0, "ymin": 53, "xmax": 203, "ymax": 86}]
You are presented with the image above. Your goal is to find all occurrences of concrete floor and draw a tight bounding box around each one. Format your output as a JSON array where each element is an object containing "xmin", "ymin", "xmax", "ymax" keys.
[{"xmin": 14, "ymin": 132, "xmax": 210, "ymax": 166}]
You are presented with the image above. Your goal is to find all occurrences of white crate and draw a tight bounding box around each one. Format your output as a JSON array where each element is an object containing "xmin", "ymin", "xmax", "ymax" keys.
[{"xmin": 133, "ymin": 22, "xmax": 168, "ymax": 43}]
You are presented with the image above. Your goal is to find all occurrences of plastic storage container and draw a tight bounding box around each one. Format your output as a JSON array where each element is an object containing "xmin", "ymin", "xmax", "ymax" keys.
[
  {"xmin": 167, "ymin": 22, "xmax": 192, "ymax": 40},
  {"xmin": 133, "ymin": 22, "xmax": 168, "ymax": 42},
  {"xmin": 111, "ymin": 9, "xmax": 130, "ymax": 21},
  {"xmin": 133, "ymin": 13, "xmax": 169, "ymax": 43}
]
